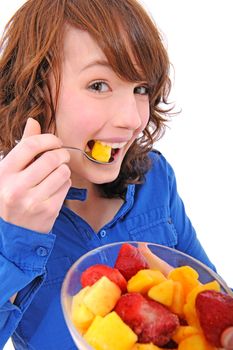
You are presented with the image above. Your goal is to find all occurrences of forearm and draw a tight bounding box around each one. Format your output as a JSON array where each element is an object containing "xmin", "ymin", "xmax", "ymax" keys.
[
  {"xmin": 0, "ymin": 276, "xmax": 45, "ymax": 348},
  {"xmin": 0, "ymin": 218, "xmax": 56, "ymax": 345}
]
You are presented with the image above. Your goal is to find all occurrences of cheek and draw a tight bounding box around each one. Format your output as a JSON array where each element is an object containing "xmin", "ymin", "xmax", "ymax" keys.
[{"xmin": 56, "ymin": 89, "xmax": 101, "ymax": 137}]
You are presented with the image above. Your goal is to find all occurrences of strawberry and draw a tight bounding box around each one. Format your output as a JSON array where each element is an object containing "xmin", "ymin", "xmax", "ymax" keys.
[
  {"xmin": 114, "ymin": 243, "xmax": 149, "ymax": 280},
  {"xmin": 81, "ymin": 264, "xmax": 127, "ymax": 292},
  {"xmin": 196, "ymin": 290, "xmax": 233, "ymax": 347},
  {"xmin": 114, "ymin": 292, "xmax": 179, "ymax": 346}
]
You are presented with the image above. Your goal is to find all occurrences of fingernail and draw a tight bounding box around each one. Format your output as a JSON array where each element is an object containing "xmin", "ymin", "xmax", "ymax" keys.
[{"xmin": 222, "ymin": 328, "xmax": 233, "ymax": 349}]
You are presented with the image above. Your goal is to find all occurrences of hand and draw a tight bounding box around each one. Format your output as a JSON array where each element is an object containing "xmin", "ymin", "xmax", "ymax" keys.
[
  {"xmin": 138, "ymin": 243, "xmax": 173, "ymax": 276},
  {"xmin": 221, "ymin": 327, "xmax": 233, "ymax": 349},
  {"xmin": 0, "ymin": 118, "xmax": 71, "ymax": 233}
]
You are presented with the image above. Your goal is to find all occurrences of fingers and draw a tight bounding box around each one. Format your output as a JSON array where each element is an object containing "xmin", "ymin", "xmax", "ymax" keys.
[
  {"xmin": 31, "ymin": 163, "xmax": 71, "ymax": 200},
  {"xmin": 0, "ymin": 118, "xmax": 71, "ymax": 234},
  {"xmin": 22, "ymin": 117, "xmax": 41, "ymax": 138},
  {"xmin": 138, "ymin": 243, "xmax": 173, "ymax": 276},
  {"xmin": 34, "ymin": 179, "xmax": 71, "ymax": 234},
  {"xmin": 40, "ymin": 180, "xmax": 71, "ymax": 233},
  {"xmin": 20, "ymin": 148, "xmax": 70, "ymax": 188},
  {"xmin": 221, "ymin": 327, "xmax": 233, "ymax": 350},
  {"xmin": 3, "ymin": 133, "xmax": 63, "ymax": 172},
  {"xmin": 3, "ymin": 117, "xmax": 62, "ymax": 172},
  {"xmin": 11, "ymin": 178, "xmax": 72, "ymax": 234}
]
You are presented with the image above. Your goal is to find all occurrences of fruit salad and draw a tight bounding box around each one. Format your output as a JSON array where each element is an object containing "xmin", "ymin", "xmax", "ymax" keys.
[{"xmin": 69, "ymin": 243, "xmax": 233, "ymax": 350}]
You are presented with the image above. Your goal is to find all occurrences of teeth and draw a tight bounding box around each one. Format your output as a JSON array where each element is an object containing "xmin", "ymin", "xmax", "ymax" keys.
[{"xmin": 97, "ymin": 141, "xmax": 127, "ymax": 149}]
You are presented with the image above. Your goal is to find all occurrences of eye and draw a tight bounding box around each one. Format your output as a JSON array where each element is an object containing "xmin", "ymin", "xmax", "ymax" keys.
[
  {"xmin": 134, "ymin": 85, "xmax": 149, "ymax": 96},
  {"xmin": 88, "ymin": 81, "xmax": 110, "ymax": 93}
]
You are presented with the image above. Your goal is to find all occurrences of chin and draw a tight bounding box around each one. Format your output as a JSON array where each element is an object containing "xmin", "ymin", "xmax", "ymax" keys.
[
  {"xmin": 88, "ymin": 170, "xmax": 120, "ymax": 185},
  {"xmin": 70, "ymin": 159, "xmax": 121, "ymax": 185}
]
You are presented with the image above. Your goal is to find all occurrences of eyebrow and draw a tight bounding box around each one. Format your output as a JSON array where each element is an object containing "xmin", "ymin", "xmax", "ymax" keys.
[{"xmin": 80, "ymin": 59, "xmax": 111, "ymax": 73}]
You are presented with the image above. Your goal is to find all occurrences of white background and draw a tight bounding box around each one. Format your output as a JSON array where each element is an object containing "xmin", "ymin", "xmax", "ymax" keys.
[{"xmin": 1, "ymin": 1, "xmax": 232, "ymax": 349}]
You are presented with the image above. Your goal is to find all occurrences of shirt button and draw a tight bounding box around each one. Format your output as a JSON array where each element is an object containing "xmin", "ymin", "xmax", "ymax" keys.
[
  {"xmin": 100, "ymin": 230, "xmax": 106, "ymax": 238},
  {"xmin": 36, "ymin": 246, "xmax": 48, "ymax": 257}
]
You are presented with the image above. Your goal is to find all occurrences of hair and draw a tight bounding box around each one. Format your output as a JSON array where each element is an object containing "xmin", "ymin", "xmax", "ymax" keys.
[{"xmin": 0, "ymin": 0, "xmax": 173, "ymax": 198}]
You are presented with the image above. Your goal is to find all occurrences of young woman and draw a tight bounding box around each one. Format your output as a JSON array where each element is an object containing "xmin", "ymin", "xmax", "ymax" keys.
[{"xmin": 0, "ymin": 0, "xmax": 232, "ymax": 348}]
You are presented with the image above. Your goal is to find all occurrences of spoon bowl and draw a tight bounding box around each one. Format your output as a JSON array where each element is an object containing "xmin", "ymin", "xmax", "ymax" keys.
[{"xmin": 62, "ymin": 146, "xmax": 114, "ymax": 165}]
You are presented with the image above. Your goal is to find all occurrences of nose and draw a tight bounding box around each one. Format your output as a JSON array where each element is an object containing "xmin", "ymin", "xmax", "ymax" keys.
[{"xmin": 112, "ymin": 92, "xmax": 144, "ymax": 131}]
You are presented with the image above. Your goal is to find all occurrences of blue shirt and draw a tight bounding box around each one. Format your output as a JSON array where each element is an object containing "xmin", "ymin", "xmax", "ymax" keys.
[{"xmin": 0, "ymin": 152, "xmax": 216, "ymax": 349}]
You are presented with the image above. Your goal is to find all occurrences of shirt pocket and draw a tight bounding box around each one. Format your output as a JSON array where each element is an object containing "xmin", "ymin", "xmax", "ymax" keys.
[
  {"xmin": 43, "ymin": 256, "xmax": 72, "ymax": 286},
  {"xmin": 125, "ymin": 207, "xmax": 177, "ymax": 247}
]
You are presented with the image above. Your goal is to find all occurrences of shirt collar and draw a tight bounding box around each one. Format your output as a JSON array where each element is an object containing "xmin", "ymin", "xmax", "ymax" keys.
[
  {"xmin": 65, "ymin": 187, "xmax": 87, "ymax": 201},
  {"xmin": 65, "ymin": 183, "xmax": 135, "ymax": 205}
]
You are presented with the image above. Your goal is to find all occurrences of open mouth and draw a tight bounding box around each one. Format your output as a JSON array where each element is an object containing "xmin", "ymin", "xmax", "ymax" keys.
[{"xmin": 86, "ymin": 140, "xmax": 124, "ymax": 163}]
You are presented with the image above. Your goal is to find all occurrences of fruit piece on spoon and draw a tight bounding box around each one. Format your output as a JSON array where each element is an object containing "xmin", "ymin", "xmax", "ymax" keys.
[{"xmin": 91, "ymin": 141, "xmax": 112, "ymax": 163}]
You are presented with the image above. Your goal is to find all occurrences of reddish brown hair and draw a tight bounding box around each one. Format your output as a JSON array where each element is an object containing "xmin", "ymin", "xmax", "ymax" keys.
[{"xmin": 0, "ymin": 0, "xmax": 172, "ymax": 197}]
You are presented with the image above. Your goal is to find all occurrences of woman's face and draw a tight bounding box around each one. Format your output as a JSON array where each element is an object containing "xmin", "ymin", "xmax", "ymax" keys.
[{"xmin": 55, "ymin": 26, "xmax": 150, "ymax": 186}]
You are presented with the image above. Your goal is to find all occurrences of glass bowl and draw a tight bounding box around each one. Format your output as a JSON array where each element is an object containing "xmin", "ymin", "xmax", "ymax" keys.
[{"xmin": 61, "ymin": 241, "xmax": 232, "ymax": 350}]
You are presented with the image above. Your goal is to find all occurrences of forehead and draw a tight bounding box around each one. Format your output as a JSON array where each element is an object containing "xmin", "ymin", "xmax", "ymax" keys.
[
  {"xmin": 62, "ymin": 26, "xmax": 107, "ymax": 68},
  {"xmin": 62, "ymin": 25, "xmax": 145, "ymax": 81}
]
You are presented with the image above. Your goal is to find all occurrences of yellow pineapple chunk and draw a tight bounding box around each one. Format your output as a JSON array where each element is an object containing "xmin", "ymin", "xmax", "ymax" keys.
[
  {"xmin": 83, "ymin": 315, "xmax": 103, "ymax": 347},
  {"xmin": 82, "ymin": 276, "xmax": 121, "ymax": 316},
  {"xmin": 91, "ymin": 141, "xmax": 111, "ymax": 162},
  {"xmin": 127, "ymin": 269, "xmax": 167, "ymax": 294},
  {"xmin": 71, "ymin": 286, "xmax": 94, "ymax": 334},
  {"xmin": 148, "ymin": 279, "xmax": 175, "ymax": 306},
  {"xmin": 178, "ymin": 333, "xmax": 216, "ymax": 350},
  {"xmin": 84, "ymin": 312, "xmax": 137, "ymax": 350}
]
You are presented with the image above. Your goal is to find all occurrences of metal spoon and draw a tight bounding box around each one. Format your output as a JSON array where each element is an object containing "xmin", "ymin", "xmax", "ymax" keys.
[{"xmin": 62, "ymin": 146, "xmax": 114, "ymax": 165}]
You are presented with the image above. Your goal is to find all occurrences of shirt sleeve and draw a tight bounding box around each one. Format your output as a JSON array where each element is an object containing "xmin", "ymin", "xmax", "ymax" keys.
[
  {"xmin": 167, "ymin": 162, "xmax": 217, "ymax": 271},
  {"xmin": 0, "ymin": 218, "xmax": 56, "ymax": 347}
]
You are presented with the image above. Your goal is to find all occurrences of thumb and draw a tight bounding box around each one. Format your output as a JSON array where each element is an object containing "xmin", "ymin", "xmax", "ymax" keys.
[
  {"xmin": 138, "ymin": 243, "xmax": 173, "ymax": 276},
  {"xmin": 22, "ymin": 118, "xmax": 41, "ymax": 139},
  {"xmin": 221, "ymin": 327, "xmax": 233, "ymax": 350}
]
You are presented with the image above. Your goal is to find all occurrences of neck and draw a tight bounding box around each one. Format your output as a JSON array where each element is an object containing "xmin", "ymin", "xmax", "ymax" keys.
[{"xmin": 65, "ymin": 185, "xmax": 123, "ymax": 232}]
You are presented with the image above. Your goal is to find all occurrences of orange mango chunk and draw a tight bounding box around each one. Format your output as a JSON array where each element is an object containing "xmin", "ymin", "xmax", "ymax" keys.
[
  {"xmin": 172, "ymin": 325, "xmax": 199, "ymax": 343},
  {"xmin": 127, "ymin": 269, "xmax": 167, "ymax": 294},
  {"xmin": 168, "ymin": 266, "xmax": 200, "ymax": 299},
  {"xmin": 148, "ymin": 279, "xmax": 174, "ymax": 306},
  {"xmin": 178, "ymin": 333, "xmax": 216, "ymax": 350},
  {"xmin": 84, "ymin": 312, "xmax": 137, "ymax": 350},
  {"xmin": 169, "ymin": 281, "xmax": 185, "ymax": 316}
]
